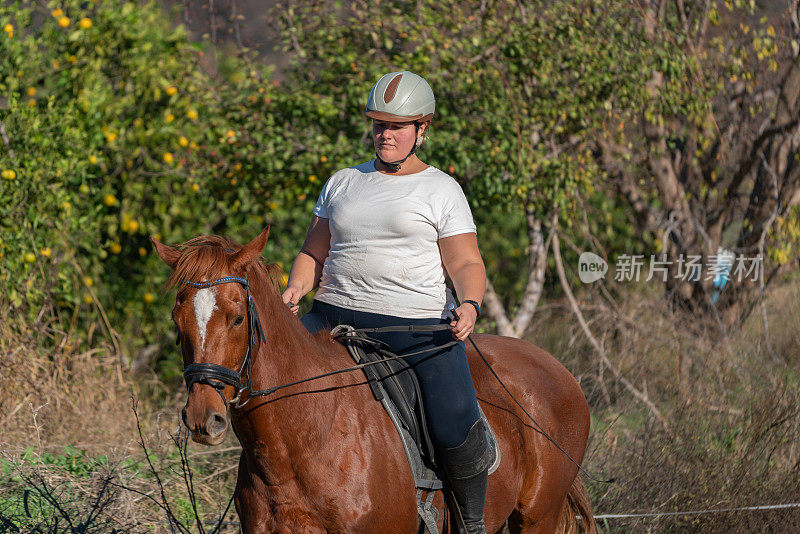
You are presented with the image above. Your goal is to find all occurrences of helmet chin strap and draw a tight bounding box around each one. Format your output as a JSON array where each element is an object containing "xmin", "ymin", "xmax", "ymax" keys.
[{"xmin": 376, "ymin": 122, "xmax": 420, "ymax": 172}]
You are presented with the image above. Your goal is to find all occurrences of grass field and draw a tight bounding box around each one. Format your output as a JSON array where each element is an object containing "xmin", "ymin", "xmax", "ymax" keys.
[{"xmin": 1, "ymin": 276, "xmax": 799, "ymax": 532}]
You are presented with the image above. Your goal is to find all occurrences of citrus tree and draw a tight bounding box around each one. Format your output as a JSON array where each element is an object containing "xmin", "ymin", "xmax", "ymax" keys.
[{"xmin": 0, "ymin": 0, "xmax": 345, "ymax": 375}]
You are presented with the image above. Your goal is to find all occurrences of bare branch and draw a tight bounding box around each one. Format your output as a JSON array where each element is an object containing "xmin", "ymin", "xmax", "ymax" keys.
[
  {"xmin": 483, "ymin": 277, "xmax": 514, "ymax": 337},
  {"xmin": 552, "ymin": 217, "xmax": 668, "ymax": 429}
]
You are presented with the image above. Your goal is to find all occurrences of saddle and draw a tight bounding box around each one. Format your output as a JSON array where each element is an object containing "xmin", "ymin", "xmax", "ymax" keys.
[{"xmin": 328, "ymin": 325, "xmax": 500, "ymax": 534}]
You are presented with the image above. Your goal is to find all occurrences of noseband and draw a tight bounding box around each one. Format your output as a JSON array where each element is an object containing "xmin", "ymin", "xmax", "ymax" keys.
[{"xmin": 180, "ymin": 276, "xmax": 266, "ymax": 409}]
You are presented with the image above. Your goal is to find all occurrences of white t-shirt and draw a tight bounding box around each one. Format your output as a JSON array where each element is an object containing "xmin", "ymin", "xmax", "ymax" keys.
[{"xmin": 312, "ymin": 160, "xmax": 476, "ymax": 318}]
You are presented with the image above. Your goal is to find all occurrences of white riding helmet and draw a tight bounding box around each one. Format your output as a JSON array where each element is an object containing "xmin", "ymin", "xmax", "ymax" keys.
[{"xmin": 365, "ymin": 71, "xmax": 435, "ymax": 123}]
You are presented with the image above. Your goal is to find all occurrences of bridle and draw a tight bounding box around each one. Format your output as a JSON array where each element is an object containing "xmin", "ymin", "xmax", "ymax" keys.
[{"xmin": 180, "ymin": 276, "xmax": 266, "ymax": 410}]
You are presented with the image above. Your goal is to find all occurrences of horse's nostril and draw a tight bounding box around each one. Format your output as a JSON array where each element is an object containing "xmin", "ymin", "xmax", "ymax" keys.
[{"xmin": 207, "ymin": 413, "xmax": 228, "ymax": 437}]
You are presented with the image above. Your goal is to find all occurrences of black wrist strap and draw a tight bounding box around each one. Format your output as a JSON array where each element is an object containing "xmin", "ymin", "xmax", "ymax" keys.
[{"xmin": 462, "ymin": 299, "xmax": 481, "ymax": 318}]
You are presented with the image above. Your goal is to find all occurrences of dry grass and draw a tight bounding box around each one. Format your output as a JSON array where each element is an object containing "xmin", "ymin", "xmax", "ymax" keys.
[
  {"xmin": 0, "ymin": 315, "xmax": 241, "ymax": 533},
  {"xmin": 531, "ymin": 274, "xmax": 800, "ymax": 532}
]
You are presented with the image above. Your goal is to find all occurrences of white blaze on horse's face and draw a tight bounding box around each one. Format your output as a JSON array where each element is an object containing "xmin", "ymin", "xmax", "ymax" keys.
[{"xmin": 193, "ymin": 287, "xmax": 217, "ymax": 350}]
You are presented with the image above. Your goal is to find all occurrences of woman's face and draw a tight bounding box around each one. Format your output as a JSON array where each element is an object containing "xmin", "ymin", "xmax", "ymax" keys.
[{"xmin": 372, "ymin": 120, "xmax": 426, "ymax": 162}]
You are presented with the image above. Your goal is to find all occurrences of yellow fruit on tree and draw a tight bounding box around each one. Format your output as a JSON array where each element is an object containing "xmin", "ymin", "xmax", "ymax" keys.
[
  {"xmin": 320, "ymin": 155, "xmax": 328, "ymax": 163},
  {"xmin": 89, "ymin": 155, "xmax": 98, "ymax": 165},
  {"xmin": 68, "ymin": 55, "xmax": 77, "ymax": 64},
  {"xmin": 138, "ymin": 247, "xmax": 147, "ymax": 257},
  {"xmin": 27, "ymin": 87, "xmax": 36, "ymax": 97},
  {"xmin": 82, "ymin": 275, "xmax": 93, "ymax": 287},
  {"xmin": 79, "ymin": 184, "xmax": 89, "ymax": 194},
  {"xmin": 110, "ymin": 243, "xmax": 122, "ymax": 254},
  {"xmin": 83, "ymin": 294, "xmax": 93, "ymax": 304},
  {"xmin": 79, "ymin": 18, "xmax": 91, "ymax": 29},
  {"xmin": 191, "ymin": 183, "xmax": 200, "ymax": 192},
  {"xmin": 105, "ymin": 132, "xmax": 117, "ymax": 142},
  {"xmin": 179, "ymin": 136, "xmax": 189, "ymax": 147},
  {"xmin": 186, "ymin": 109, "xmax": 198, "ymax": 120},
  {"xmin": 40, "ymin": 247, "xmax": 51, "ymax": 257},
  {"xmin": 3, "ymin": 24, "xmax": 13, "ymax": 33},
  {"xmin": 58, "ymin": 16, "xmax": 70, "ymax": 27},
  {"xmin": 226, "ymin": 129, "xmax": 236, "ymax": 138},
  {"xmin": 143, "ymin": 292, "xmax": 155, "ymax": 304},
  {"xmin": 128, "ymin": 220, "xmax": 140, "ymax": 233},
  {"xmin": 166, "ymin": 86, "xmax": 177, "ymax": 96},
  {"xmin": 166, "ymin": 113, "xmax": 174, "ymax": 123},
  {"xmin": 163, "ymin": 152, "xmax": 174, "ymax": 164},
  {"xmin": 51, "ymin": 8, "xmax": 63, "ymax": 17},
  {"xmin": 24, "ymin": 252, "xmax": 36, "ymax": 263},
  {"xmin": 103, "ymin": 194, "xmax": 118, "ymax": 207}
]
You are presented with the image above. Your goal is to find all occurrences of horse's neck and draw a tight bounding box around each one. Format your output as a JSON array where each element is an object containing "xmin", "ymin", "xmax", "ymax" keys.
[
  {"xmin": 237, "ymin": 283, "xmax": 353, "ymax": 463},
  {"xmin": 251, "ymin": 284, "xmax": 336, "ymax": 382}
]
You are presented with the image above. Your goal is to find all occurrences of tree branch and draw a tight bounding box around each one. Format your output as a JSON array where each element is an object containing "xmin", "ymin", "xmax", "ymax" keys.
[{"xmin": 552, "ymin": 218, "xmax": 668, "ymax": 429}]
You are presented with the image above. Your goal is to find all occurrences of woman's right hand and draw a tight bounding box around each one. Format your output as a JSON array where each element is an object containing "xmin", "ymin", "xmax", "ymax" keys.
[{"xmin": 281, "ymin": 286, "xmax": 303, "ymax": 315}]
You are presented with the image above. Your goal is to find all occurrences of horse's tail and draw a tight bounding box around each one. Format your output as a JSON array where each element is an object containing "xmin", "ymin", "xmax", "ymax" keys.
[{"xmin": 557, "ymin": 475, "xmax": 597, "ymax": 534}]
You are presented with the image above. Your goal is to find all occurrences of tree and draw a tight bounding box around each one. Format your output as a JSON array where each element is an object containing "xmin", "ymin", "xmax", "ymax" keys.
[
  {"xmin": 598, "ymin": 0, "xmax": 800, "ymax": 327},
  {"xmin": 274, "ymin": 0, "xmax": 696, "ymax": 336},
  {"xmin": 0, "ymin": 0, "xmax": 351, "ymax": 371}
]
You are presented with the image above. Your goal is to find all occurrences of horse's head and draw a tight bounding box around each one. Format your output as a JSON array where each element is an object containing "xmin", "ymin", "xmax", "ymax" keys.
[{"xmin": 152, "ymin": 229, "xmax": 275, "ymax": 445}]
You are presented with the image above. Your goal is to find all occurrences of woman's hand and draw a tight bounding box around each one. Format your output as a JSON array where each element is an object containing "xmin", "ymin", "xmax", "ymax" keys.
[
  {"xmin": 281, "ymin": 286, "xmax": 303, "ymax": 315},
  {"xmin": 450, "ymin": 303, "xmax": 478, "ymax": 341}
]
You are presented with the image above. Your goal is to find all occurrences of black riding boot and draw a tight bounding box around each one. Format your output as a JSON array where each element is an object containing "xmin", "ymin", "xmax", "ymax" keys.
[{"xmin": 438, "ymin": 419, "xmax": 491, "ymax": 534}]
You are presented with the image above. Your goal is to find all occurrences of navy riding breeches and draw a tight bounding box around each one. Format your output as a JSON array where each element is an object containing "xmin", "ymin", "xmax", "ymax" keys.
[{"xmin": 301, "ymin": 300, "xmax": 481, "ymax": 448}]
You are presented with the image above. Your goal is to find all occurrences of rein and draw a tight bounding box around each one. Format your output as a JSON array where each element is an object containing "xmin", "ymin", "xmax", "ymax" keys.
[{"xmin": 180, "ymin": 276, "xmax": 455, "ymax": 408}]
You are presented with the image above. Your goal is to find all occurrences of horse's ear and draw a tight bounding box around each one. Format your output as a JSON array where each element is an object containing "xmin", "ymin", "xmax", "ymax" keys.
[
  {"xmin": 231, "ymin": 227, "xmax": 270, "ymax": 272},
  {"xmin": 150, "ymin": 236, "xmax": 181, "ymax": 269}
]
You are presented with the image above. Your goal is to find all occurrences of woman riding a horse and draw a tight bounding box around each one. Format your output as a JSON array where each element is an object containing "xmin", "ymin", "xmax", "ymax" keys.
[{"xmin": 152, "ymin": 70, "xmax": 595, "ymax": 533}]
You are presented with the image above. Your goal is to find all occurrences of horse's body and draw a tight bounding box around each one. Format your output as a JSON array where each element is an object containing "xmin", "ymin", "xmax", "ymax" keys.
[{"xmin": 153, "ymin": 231, "xmax": 595, "ymax": 533}]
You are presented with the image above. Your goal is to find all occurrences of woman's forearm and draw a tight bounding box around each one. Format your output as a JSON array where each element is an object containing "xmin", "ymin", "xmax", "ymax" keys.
[
  {"xmin": 449, "ymin": 261, "xmax": 486, "ymax": 305},
  {"xmin": 287, "ymin": 251, "xmax": 323, "ymax": 296}
]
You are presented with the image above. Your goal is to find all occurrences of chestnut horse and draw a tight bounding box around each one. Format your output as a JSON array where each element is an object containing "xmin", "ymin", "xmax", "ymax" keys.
[{"xmin": 152, "ymin": 229, "xmax": 596, "ymax": 533}]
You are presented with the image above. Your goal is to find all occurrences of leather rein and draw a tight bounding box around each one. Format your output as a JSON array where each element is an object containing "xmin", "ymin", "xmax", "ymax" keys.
[{"xmin": 179, "ymin": 276, "xmax": 458, "ymax": 410}]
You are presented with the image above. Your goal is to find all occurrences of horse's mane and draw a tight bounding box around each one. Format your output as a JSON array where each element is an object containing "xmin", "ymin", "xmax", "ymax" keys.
[{"xmin": 165, "ymin": 234, "xmax": 282, "ymax": 294}]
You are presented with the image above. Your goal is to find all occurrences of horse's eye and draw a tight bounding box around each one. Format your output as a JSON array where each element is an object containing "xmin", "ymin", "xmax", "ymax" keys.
[{"xmin": 233, "ymin": 315, "xmax": 244, "ymax": 326}]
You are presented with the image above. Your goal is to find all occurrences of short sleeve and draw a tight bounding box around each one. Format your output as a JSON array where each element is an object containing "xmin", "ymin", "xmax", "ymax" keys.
[
  {"xmin": 313, "ymin": 175, "xmax": 335, "ymax": 218},
  {"xmin": 437, "ymin": 179, "xmax": 476, "ymax": 239}
]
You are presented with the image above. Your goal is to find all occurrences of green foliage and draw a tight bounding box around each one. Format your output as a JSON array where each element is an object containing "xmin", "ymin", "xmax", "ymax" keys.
[
  {"xmin": 276, "ymin": 0, "xmax": 699, "ymax": 216},
  {"xmin": 274, "ymin": 0, "xmax": 703, "ymax": 301},
  {"xmin": 0, "ymin": 0, "xmax": 343, "ymax": 366}
]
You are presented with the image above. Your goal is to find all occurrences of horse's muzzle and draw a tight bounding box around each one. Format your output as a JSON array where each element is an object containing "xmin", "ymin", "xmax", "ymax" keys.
[{"xmin": 182, "ymin": 404, "xmax": 228, "ymax": 445}]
